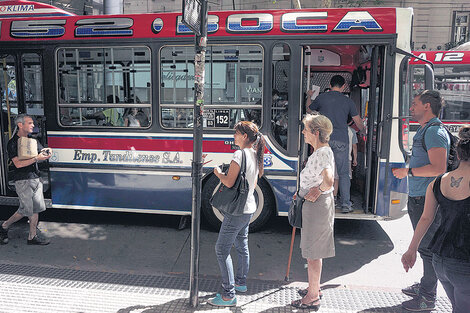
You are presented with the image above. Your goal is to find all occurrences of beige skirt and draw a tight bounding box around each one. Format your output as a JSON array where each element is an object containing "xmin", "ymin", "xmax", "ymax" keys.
[{"xmin": 299, "ymin": 192, "xmax": 335, "ymax": 260}]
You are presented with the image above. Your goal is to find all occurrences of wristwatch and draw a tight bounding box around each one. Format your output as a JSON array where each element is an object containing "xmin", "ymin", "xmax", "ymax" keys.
[{"xmin": 408, "ymin": 168, "xmax": 414, "ymax": 177}]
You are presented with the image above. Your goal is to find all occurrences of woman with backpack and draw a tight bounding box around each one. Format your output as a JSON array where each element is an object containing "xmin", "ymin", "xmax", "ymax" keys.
[
  {"xmin": 208, "ymin": 121, "xmax": 265, "ymax": 307},
  {"xmin": 402, "ymin": 125, "xmax": 470, "ymax": 313}
]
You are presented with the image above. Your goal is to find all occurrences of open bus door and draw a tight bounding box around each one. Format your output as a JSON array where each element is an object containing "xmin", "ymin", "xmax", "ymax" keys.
[
  {"xmin": 299, "ymin": 44, "xmax": 386, "ymax": 218},
  {"xmin": 0, "ymin": 51, "xmax": 49, "ymax": 203}
]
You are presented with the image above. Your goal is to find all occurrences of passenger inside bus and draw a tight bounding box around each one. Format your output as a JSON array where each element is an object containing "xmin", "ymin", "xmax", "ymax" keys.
[
  {"xmin": 123, "ymin": 107, "xmax": 149, "ymax": 127},
  {"xmin": 300, "ymin": 45, "xmax": 381, "ymax": 214},
  {"xmin": 272, "ymin": 89, "xmax": 288, "ymax": 149}
]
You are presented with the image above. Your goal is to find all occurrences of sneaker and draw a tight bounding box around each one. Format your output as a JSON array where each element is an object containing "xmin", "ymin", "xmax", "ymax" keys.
[
  {"xmin": 402, "ymin": 283, "xmax": 420, "ymax": 297},
  {"xmin": 27, "ymin": 235, "xmax": 50, "ymax": 245},
  {"xmin": 402, "ymin": 295, "xmax": 435, "ymax": 312},
  {"xmin": 0, "ymin": 223, "xmax": 8, "ymax": 245},
  {"xmin": 341, "ymin": 206, "xmax": 353, "ymax": 213},
  {"xmin": 208, "ymin": 293, "xmax": 237, "ymax": 307},
  {"xmin": 235, "ymin": 285, "xmax": 247, "ymax": 293}
]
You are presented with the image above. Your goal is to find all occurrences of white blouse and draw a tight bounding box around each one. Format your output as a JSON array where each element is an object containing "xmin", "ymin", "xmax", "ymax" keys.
[
  {"xmin": 299, "ymin": 146, "xmax": 334, "ymax": 194},
  {"xmin": 232, "ymin": 148, "xmax": 259, "ymax": 214}
]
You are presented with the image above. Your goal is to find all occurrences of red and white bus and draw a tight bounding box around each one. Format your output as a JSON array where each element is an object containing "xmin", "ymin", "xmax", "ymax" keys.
[
  {"xmin": 406, "ymin": 51, "xmax": 470, "ymax": 142},
  {"xmin": 0, "ymin": 1, "xmax": 416, "ymax": 230}
]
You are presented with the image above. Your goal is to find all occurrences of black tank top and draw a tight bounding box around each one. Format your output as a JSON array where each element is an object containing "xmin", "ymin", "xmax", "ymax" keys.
[{"xmin": 429, "ymin": 174, "xmax": 470, "ymax": 261}]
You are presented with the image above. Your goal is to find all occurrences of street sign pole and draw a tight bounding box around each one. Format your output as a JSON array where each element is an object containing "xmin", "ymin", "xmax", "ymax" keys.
[{"xmin": 182, "ymin": 0, "xmax": 208, "ymax": 308}]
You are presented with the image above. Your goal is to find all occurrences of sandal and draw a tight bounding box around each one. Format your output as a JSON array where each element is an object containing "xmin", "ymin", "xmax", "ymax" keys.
[
  {"xmin": 298, "ymin": 288, "xmax": 323, "ymax": 299},
  {"xmin": 291, "ymin": 298, "xmax": 321, "ymax": 311}
]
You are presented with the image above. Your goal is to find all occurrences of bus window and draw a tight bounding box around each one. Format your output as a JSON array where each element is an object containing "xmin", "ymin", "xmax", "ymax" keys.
[
  {"xmin": 57, "ymin": 47, "xmax": 151, "ymax": 127},
  {"xmin": 160, "ymin": 44, "xmax": 263, "ymax": 129},
  {"xmin": 399, "ymin": 57, "xmax": 411, "ymax": 154},
  {"xmin": 22, "ymin": 53, "xmax": 44, "ymax": 116},
  {"xmin": 0, "ymin": 55, "xmax": 17, "ymax": 136},
  {"xmin": 271, "ymin": 43, "xmax": 290, "ymax": 150},
  {"xmin": 434, "ymin": 66, "xmax": 470, "ymax": 122}
]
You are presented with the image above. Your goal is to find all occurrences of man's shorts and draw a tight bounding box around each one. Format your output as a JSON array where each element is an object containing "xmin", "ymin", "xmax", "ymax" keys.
[{"xmin": 15, "ymin": 178, "xmax": 46, "ymax": 217}]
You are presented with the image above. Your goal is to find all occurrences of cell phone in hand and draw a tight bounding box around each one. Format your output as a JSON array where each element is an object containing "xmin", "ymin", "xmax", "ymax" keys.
[{"xmin": 41, "ymin": 149, "xmax": 51, "ymax": 156}]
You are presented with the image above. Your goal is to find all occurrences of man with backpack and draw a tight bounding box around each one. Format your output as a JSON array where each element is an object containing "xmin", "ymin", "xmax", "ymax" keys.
[{"xmin": 392, "ymin": 90, "xmax": 451, "ymax": 312}]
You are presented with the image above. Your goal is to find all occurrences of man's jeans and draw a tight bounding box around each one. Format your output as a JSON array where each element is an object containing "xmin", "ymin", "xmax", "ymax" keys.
[
  {"xmin": 432, "ymin": 254, "xmax": 470, "ymax": 313},
  {"xmin": 408, "ymin": 196, "xmax": 441, "ymax": 300},
  {"xmin": 330, "ymin": 140, "xmax": 351, "ymax": 209},
  {"xmin": 215, "ymin": 213, "xmax": 252, "ymax": 299}
]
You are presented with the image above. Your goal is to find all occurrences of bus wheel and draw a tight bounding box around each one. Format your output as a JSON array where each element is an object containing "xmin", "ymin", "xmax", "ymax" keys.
[{"xmin": 201, "ymin": 175, "xmax": 274, "ymax": 232}]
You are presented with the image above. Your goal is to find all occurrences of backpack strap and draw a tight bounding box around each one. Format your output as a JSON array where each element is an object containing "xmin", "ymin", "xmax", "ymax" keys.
[{"xmin": 421, "ymin": 121, "xmax": 447, "ymax": 152}]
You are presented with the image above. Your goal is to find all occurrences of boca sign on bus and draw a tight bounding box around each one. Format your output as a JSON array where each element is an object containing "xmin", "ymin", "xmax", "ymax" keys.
[{"xmin": 0, "ymin": 4, "xmax": 398, "ymax": 40}]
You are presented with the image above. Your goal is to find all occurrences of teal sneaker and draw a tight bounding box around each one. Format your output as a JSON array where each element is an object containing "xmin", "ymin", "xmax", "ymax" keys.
[
  {"xmin": 208, "ymin": 294, "xmax": 237, "ymax": 307},
  {"xmin": 235, "ymin": 285, "xmax": 247, "ymax": 293}
]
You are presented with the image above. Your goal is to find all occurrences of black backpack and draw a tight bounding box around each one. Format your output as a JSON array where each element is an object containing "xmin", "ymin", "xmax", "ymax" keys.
[{"xmin": 421, "ymin": 121, "xmax": 459, "ymax": 172}]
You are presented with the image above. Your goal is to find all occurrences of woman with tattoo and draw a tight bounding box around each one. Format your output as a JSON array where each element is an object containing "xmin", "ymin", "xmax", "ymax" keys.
[{"xmin": 402, "ymin": 125, "xmax": 470, "ymax": 313}]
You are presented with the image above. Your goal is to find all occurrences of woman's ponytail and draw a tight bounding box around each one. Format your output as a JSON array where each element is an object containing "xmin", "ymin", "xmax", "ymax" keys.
[{"xmin": 255, "ymin": 132, "xmax": 265, "ymax": 177}]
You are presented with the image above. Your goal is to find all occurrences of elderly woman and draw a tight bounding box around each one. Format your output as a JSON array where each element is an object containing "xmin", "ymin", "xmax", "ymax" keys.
[{"xmin": 291, "ymin": 113, "xmax": 335, "ymax": 311}]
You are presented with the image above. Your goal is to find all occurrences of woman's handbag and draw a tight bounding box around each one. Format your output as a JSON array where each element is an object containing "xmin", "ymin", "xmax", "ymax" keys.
[
  {"xmin": 288, "ymin": 194, "xmax": 304, "ymax": 228},
  {"xmin": 210, "ymin": 150, "xmax": 249, "ymax": 216}
]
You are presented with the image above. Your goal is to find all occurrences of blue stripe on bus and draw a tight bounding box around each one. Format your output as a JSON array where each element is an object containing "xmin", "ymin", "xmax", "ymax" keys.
[{"xmin": 50, "ymin": 170, "xmax": 192, "ymax": 212}]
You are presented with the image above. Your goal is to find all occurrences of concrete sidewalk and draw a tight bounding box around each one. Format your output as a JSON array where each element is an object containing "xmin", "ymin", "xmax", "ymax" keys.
[
  {"xmin": 0, "ymin": 261, "xmax": 452, "ymax": 313},
  {"xmin": 0, "ymin": 213, "xmax": 451, "ymax": 312}
]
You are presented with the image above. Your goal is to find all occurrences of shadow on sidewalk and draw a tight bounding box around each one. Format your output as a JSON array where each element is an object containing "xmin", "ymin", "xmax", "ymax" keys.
[
  {"xmin": 1, "ymin": 208, "xmax": 395, "ymax": 287},
  {"xmin": 357, "ymin": 304, "xmax": 406, "ymax": 312}
]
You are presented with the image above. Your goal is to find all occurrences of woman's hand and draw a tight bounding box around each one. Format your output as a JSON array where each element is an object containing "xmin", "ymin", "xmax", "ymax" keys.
[
  {"xmin": 401, "ymin": 249, "xmax": 417, "ymax": 272},
  {"xmin": 292, "ymin": 193, "xmax": 297, "ymax": 200},
  {"xmin": 305, "ymin": 186, "xmax": 321, "ymax": 203}
]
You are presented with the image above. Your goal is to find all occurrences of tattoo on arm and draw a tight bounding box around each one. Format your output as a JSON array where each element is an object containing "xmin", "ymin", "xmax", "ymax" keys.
[{"xmin": 450, "ymin": 176, "xmax": 463, "ymax": 188}]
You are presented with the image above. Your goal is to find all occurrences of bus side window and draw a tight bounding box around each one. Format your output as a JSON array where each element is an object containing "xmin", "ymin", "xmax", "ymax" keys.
[
  {"xmin": 23, "ymin": 53, "xmax": 44, "ymax": 117},
  {"xmin": 159, "ymin": 45, "xmax": 263, "ymax": 129},
  {"xmin": 0, "ymin": 55, "xmax": 18, "ymax": 136},
  {"xmin": 271, "ymin": 43, "xmax": 290, "ymax": 150},
  {"xmin": 57, "ymin": 47, "xmax": 151, "ymax": 128}
]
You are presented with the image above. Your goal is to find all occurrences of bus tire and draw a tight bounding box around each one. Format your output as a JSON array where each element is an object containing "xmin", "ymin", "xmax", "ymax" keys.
[{"xmin": 201, "ymin": 174, "xmax": 274, "ymax": 232}]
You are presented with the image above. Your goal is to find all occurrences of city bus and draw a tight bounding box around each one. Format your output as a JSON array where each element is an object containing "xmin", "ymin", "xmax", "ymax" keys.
[
  {"xmin": 406, "ymin": 50, "xmax": 470, "ymax": 143},
  {"xmin": 0, "ymin": 0, "xmax": 417, "ymax": 231}
]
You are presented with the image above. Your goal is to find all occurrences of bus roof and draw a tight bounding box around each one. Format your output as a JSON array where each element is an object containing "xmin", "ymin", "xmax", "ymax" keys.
[
  {"xmin": 0, "ymin": 3, "xmax": 403, "ymax": 41},
  {"xmin": 0, "ymin": 0, "xmax": 75, "ymax": 18},
  {"xmin": 411, "ymin": 51, "xmax": 470, "ymax": 65}
]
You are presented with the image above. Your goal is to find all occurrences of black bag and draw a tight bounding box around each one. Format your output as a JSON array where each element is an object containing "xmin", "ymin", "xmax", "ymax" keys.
[
  {"xmin": 210, "ymin": 150, "xmax": 249, "ymax": 216},
  {"xmin": 288, "ymin": 194, "xmax": 304, "ymax": 228}
]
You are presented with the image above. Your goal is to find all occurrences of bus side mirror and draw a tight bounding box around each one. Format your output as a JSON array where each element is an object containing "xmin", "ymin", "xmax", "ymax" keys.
[{"xmin": 424, "ymin": 63, "xmax": 434, "ymax": 90}]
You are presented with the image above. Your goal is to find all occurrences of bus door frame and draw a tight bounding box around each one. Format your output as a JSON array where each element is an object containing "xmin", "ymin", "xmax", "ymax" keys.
[
  {"xmin": 0, "ymin": 49, "xmax": 48, "ymax": 196},
  {"xmin": 364, "ymin": 46, "xmax": 381, "ymax": 214},
  {"xmin": 0, "ymin": 50, "xmax": 24, "ymax": 196},
  {"xmin": 297, "ymin": 41, "xmax": 393, "ymax": 217}
]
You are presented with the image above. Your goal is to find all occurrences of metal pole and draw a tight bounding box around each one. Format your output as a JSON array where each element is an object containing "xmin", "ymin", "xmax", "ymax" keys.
[{"xmin": 189, "ymin": 0, "xmax": 208, "ymax": 308}]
